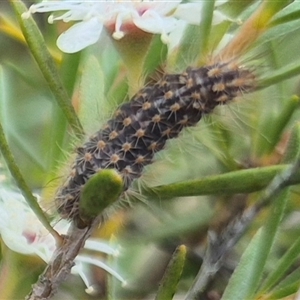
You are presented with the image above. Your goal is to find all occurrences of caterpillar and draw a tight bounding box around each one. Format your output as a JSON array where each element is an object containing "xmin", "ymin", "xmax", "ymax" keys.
[{"xmin": 55, "ymin": 60, "xmax": 256, "ymax": 225}]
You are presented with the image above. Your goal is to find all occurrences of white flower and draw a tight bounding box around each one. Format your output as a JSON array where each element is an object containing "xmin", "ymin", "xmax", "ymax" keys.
[
  {"xmin": 23, "ymin": 0, "xmax": 182, "ymax": 53},
  {"xmin": 0, "ymin": 188, "xmax": 56, "ymax": 261},
  {"xmin": 23, "ymin": 1, "xmax": 232, "ymax": 53},
  {"xmin": 166, "ymin": 0, "xmax": 233, "ymax": 51},
  {"xmin": 174, "ymin": 0, "xmax": 230, "ymax": 26},
  {"xmin": 0, "ymin": 187, "xmax": 125, "ymax": 291}
]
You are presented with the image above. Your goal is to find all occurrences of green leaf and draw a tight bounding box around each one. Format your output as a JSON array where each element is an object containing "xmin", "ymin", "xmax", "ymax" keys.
[
  {"xmin": 143, "ymin": 35, "xmax": 168, "ymax": 76},
  {"xmin": 10, "ymin": 0, "xmax": 84, "ymax": 138},
  {"xmin": 221, "ymin": 229, "xmax": 264, "ymax": 300},
  {"xmin": 195, "ymin": 0, "xmax": 216, "ymax": 61},
  {"xmin": 0, "ymin": 120, "xmax": 59, "ymax": 240},
  {"xmin": 60, "ymin": 52, "xmax": 82, "ymax": 96},
  {"xmin": 258, "ymin": 21, "xmax": 300, "ymax": 57},
  {"xmin": 78, "ymin": 55, "xmax": 106, "ymax": 133},
  {"xmin": 155, "ymin": 245, "xmax": 187, "ymax": 300},
  {"xmin": 268, "ymin": 267, "xmax": 300, "ymax": 297},
  {"xmin": 259, "ymin": 235, "xmax": 300, "ymax": 294},
  {"xmin": 256, "ymin": 95, "xmax": 300, "ymax": 155},
  {"xmin": 278, "ymin": 268, "xmax": 300, "ymax": 289},
  {"xmin": 267, "ymin": 279, "xmax": 300, "ymax": 299},
  {"xmin": 222, "ymin": 190, "xmax": 288, "ymax": 300},
  {"xmin": 270, "ymin": 2, "xmax": 300, "ymax": 26},
  {"xmin": 0, "ymin": 66, "xmax": 8, "ymax": 128},
  {"xmin": 145, "ymin": 164, "xmax": 299, "ymax": 200},
  {"xmin": 219, "ymin": 0, "xmax": 257, "ymax": 19},
  {"xmin": 219, "ymin": 0, "xmax": 293, "ymax": 59},
  {"xmin": 283, "ymin": 122, "xmax": 300, "ymax": 163},
  {"xmin": 172, "ymin": 0, "xmax": 215, "ymax": 69},
  {"xmin": 259, "ymin": 60, "xmax": 300, "ymax": 89},
  {"xmin": 262, "ymin": 0, "xmax": 294, "ymax": 14}
]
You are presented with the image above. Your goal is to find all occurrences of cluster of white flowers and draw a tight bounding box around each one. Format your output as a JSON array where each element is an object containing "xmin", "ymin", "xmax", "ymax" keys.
[
  {"xmin": 23, "ymin": 0, "xmax": 230, "ymax": 53},
  {"xmin": 0, "ymin": 187, "xmax": 125, "ymax": 292}
]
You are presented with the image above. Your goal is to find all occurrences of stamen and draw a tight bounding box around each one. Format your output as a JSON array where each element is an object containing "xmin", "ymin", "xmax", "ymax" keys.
[{"xmin": 77, "ymin": 254, "xmax": 126, "ymax": 285}]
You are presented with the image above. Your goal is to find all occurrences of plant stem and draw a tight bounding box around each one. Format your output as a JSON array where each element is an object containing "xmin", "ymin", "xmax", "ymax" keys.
[
  {"xmin": 10, "ymin": 0, "xmax": 84, "ymax": 138},
  {"xmin": 185, "ymin": 160, "xmax": 300, "ymax": 300},
  {"xmin": 145, "ymin": 164, "xmax": 299, "ymax": 200},
  {"xmin": 0, "ymin": 120, "xmax": 60, "ymax": 241}
]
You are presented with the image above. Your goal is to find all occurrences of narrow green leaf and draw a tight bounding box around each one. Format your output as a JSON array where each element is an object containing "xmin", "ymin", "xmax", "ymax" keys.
[
  {"xmin": 258, "ymin": 60, "xmax": 300, "ymax": 89},
  {"xmin": 267, "ymin": 281, "xmax": 300, "ymax": 299},
  {"xmin": 0, "ymin": 66, "xmax": 47, "ymax": 178},
  {"xmin": 219, "ymin": 0, "xmax": 257, "ymax": 18},
  {"xmin": 195, "ymin": 0, "xmax": 215, "ymax": 61},
  {"xmin": 172, "ymin": 0, "xmax": 215, "ymax": 69},
  {"xmin": 283, "ymin": 122, "xmax": 300, "ymax": 163},
  {"xmin": 78, "ymin": 55, "xmax": 105, "ymax": 133},
  {"xmin": 222, "ymin": 190, "xmax": 288, "ymax": 300},
  {"xmin": 0, "ymin": 121, "xmax": 59, "ymax": 240},
  {"xmin": 256, "ymin": 18, "xmax": 300, "ymax": 56},
  {"xmin": 276, "ymin": 266, "xmax": 300, "ymax": 291},
  {"xmin": 271, "ymin": 8, "xmax": 300, "ymax": 27},
  {"xmin": 262, "ymin": 0, "xmax": 294, "ymax": 14},
  {"xmin": 219, "ymin": 0, "xmax": 293, "ymax": 59},
  {"xmin": 260, "ymin": 95, "xmax": 300, "ymax": 154},
  {"xmin": 250, "ymin": 191, "xmax": 288, "ymax": 296},
  {"xmin": 269, "ymin": 267, "xmax": 300, "ymax": 295},
  {"xmin": 170, "ymin": 24, "xmax": 201, "ymax": 70},
  {"xmin": 221, "ymin": 229, "xmax": 264, "ymax": 300},
  {"xmin": 259, "ymin": 235, "xmax": 300, "ymax": 294},
  {"xmin": 145, "ymin": 164, "xmax": 299, "ymax": 200},
  {"xmin": 143, "ymin": 35, "xmax": 168, "ymax": 75},
  {"xmin": 0, "ymin": 66, "xmax": 7, "ymax": 128},
  {"xmin": 60, "ymin": 52, "xmax": 82, "ymax": 96},
  {"xmin": 10, "ymin": 0, "xmax": 84, "ymax": 138},
  {"xmin": 155, "ymin": 245, "xmax": 187, "ymax": 300}
]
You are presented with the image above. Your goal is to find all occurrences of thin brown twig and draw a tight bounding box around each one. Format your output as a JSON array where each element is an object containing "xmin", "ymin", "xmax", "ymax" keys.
[
  {"xmin": 185, "ymin": 160, "xmax": 300, "ymax": 300},
  {"xmin": 26, "ymin": 218, "xmax": 98, "ymax": 300}
]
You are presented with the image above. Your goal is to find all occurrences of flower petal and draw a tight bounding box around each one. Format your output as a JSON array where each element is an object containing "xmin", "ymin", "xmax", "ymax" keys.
[
  {"xmin": 133, "ymin": 10, "xmax": 178, "ymax": 35},
  {"xmin": 212, "ymin": 10, "xmax": 231, "ymax": 25},
  {"xmin": 57, "ymin": 17, "xmax": 103, "ymax": 53},
  {"xmin": 135, "ymin": 2, "xmax": 181, "ymax": 15},
  {"xmin": 85, "ymin": 238, "xmax": 120, "ymax": 256},
  {"xmin": 174, "ymin": 2, "xmax": 231, "ymax": 26},
  {"xmin": 1, "ymin": 230, "xmax": 35, "ymax": 255},
  {"xmin": 173, "ymin": 3, "xmax": 204, "ymax": 25}
]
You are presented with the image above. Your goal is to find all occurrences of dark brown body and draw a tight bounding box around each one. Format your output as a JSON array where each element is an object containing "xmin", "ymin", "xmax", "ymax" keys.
[{"xmin": 55, "ymin": 61, "xmax": 255, "ymax": 222}]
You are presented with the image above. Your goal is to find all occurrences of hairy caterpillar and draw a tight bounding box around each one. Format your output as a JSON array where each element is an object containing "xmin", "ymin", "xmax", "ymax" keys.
[{"xmin": 55, "ymin": 60, "xmax": 256, "ymax": 225}]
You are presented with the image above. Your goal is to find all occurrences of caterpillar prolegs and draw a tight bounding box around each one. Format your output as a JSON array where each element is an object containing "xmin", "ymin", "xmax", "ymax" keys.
[{"xmin": 55, "ymin": 61, "xmax": 255, "ymax": 224}]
